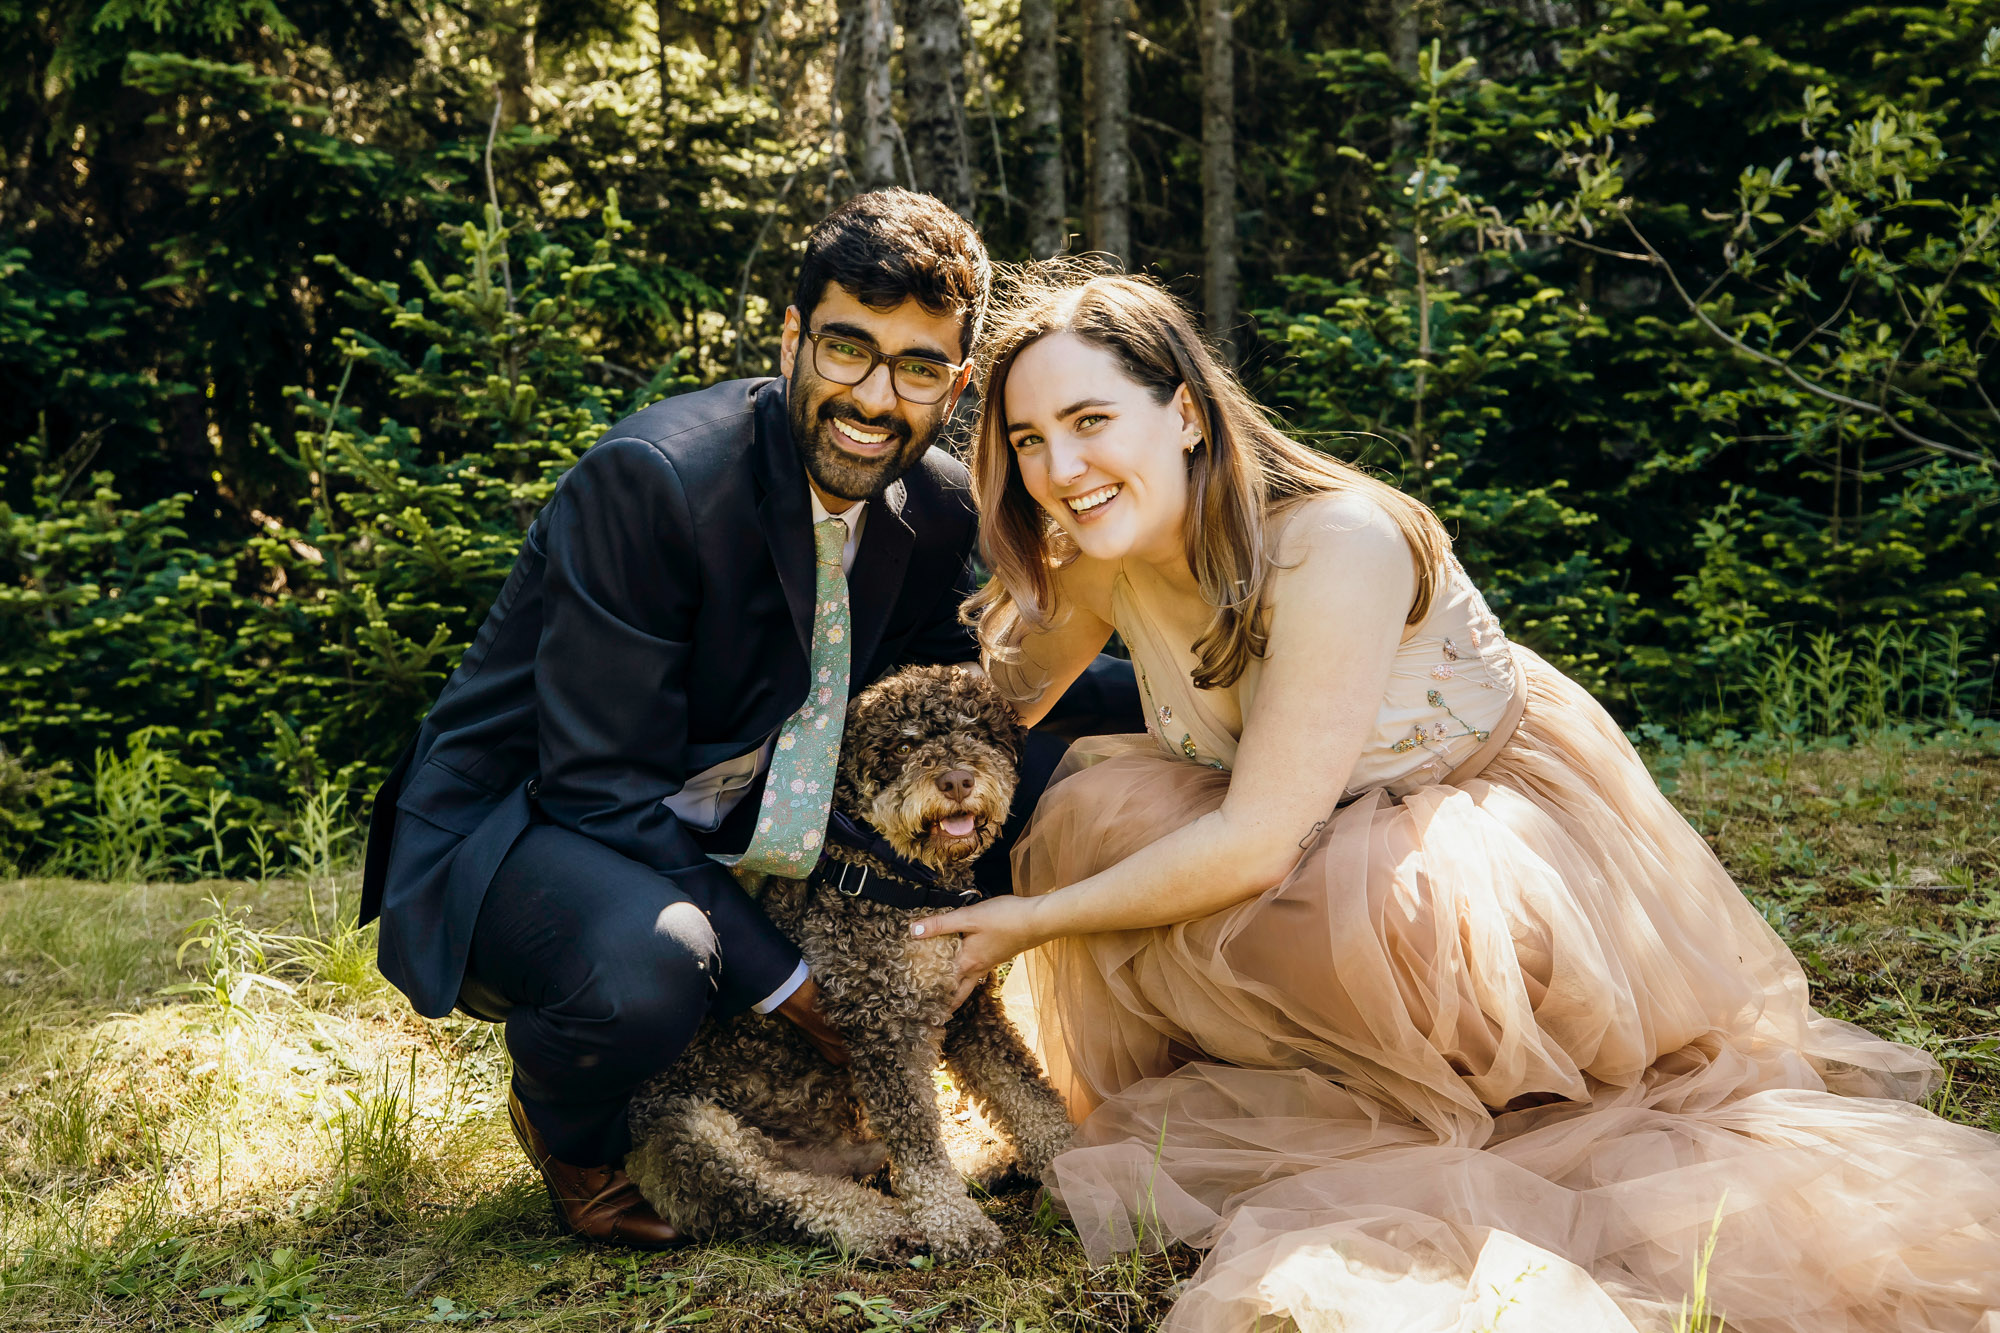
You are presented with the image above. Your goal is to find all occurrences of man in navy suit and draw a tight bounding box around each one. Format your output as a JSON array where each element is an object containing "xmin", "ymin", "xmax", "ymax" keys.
[{"xmin": 360, "ymin": 190, "xmax": 1135, "ymax": 1246}]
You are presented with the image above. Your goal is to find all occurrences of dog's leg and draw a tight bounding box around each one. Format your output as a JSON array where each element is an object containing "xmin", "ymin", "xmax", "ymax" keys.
[
  {"xmin": 943, "ymin": 985, "xmax": 1076, "ymax": 1186},
  {"xmin": 847, "ymin": 1037, "xmax": 1005, "ymax": 1261},
  {"xmin": 625, "ymin": 1096, "xmax": 925, "ymax": 1261}
]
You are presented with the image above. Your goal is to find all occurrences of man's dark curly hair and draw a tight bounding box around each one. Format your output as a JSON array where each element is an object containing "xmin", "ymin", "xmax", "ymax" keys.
[{"xmin": 792, "ymin": 189, "xmax": 990, "ymax": 358}]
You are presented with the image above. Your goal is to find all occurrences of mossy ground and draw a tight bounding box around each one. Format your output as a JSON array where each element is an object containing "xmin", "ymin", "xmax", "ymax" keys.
[{"xmin": 2, "ymin": 728, "xmax": 1995, "ymax": 1331}]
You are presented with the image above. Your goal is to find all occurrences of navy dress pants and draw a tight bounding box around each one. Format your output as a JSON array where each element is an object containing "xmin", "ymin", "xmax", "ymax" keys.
[{"xmin": 459, "ymin": 821, "xmax": 723, "ymax": 1166}]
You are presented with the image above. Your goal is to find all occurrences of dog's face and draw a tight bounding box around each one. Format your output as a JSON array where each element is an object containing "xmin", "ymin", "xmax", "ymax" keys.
[{"xmin": 837, "ymin": 665, "xmax": 1026, "ymax": 871}]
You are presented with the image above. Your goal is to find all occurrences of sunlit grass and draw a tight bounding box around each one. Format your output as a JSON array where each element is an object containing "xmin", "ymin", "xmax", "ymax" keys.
[
  {"xmin": 0, "ymin": 724, "xmax": 1994, "ymax": 1329},
  {"xmin": 0, "ymin": 873, "xmax": 1180, "ymax": 1330}
]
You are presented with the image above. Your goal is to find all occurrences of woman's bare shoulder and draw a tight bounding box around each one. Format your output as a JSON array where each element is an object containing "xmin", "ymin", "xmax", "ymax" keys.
[{"xmin": 1269, "ymin": 489, "xmax": 1411, "ymax": 576}]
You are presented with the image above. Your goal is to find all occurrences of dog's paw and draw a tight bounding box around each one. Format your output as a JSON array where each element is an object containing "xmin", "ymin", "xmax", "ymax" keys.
[
  {"xmin": 964, "ymin": 1151, "xmax": 1037, "ymax": 1197},
  {"xmin": 862, "ymin": 1227, "xmax": 931, "ymax": 1265},
  {"xmin": 917, "ymin": 1204, "xmax": 1005, "ymax": 1262}
]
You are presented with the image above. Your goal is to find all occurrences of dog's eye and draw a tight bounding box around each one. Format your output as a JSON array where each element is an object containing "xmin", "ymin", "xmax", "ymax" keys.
[{"xmin": 894, "ymin": 742, "xmax": 913, "ymax": 757}]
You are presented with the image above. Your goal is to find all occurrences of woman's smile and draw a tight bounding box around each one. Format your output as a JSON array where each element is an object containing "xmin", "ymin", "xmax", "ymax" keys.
[{"xmin": 1064, "ymin": 482, "xmax": 1123, "ymax": 519}]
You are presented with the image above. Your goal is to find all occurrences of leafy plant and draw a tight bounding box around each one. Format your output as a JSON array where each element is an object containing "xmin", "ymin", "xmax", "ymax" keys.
[
  {"xmin": 0, "ymin": 743, "xmax": 65, "ymax": 874},
  {"xmin": 1273, "ymin": 41, "xmax": 1632, "ymax": 696},
  {"xmin": 167, "ymin": 893, "xmax": 297, "ymax": 1023},
  {"xmin": 248, "ymin": 195, "xmax": 700, "ymax": 782},
  {"xmin": 69, "ymin": 730, "xmax": 182, "ymax": 883},
  {"xmin": 197, "ymin": 1246, "xmax": 328, "ymax": 1330},
  {"xmin": 834, "ymin": 1291, "xmax": 951, "ymax": 1330}
]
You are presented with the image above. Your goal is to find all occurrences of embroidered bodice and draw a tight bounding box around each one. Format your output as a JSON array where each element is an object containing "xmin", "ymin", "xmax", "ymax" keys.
[{"xmin": 1113, "ymin": 553, "xmax": 1520, "ymax": 800}]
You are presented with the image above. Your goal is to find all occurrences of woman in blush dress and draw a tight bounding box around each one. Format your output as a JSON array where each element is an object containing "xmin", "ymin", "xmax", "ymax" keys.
[{"xmin": 912, "ymin": 267, "xmax": 2000, "ymax": 1333}]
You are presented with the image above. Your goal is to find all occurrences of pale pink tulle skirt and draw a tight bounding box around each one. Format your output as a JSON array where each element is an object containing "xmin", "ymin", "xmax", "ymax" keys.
[{"xmin": 1007, "ymin": 648, "xmax": 2000, "ymax": 1332}]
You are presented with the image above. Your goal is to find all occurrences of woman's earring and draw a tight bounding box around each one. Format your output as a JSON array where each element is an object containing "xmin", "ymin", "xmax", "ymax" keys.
[{"xmin": 1184, "ymin": 434, "xmax": 1203, "ymax": 455}]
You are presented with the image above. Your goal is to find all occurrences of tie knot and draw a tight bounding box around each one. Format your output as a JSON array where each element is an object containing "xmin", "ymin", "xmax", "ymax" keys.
[{"xmin": 815, "ymin": 517, "xmax": 846, "ymax": 568}]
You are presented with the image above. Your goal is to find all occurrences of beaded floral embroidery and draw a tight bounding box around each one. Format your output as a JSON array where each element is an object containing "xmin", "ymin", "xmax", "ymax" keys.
[
  {"xmin": 1391, "ymin": 627, "xmax": 1498, "ymax": 762},
  {"xmin": 1136, "ymin": 646, "xmax": 1227, "ymax": 769},
  {"xmin": 1430, "ymin": 637, "xmax": 1459, "ymax": 681},
  {"xmin": 1391, "ymin": 691, "xmax": 1493, "ymax": 755}
]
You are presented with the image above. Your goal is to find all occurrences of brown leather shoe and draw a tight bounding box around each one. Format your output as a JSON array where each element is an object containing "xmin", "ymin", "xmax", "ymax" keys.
[{"xmin": 508, "ymin": 1088, "xmax": 683, "ymax": 1249}]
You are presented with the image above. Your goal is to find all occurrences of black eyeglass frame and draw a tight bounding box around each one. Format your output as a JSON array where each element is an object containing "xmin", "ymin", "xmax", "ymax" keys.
[{"xmin": 801, "ymin": 328, "xmax": 971, "ymax": 406}]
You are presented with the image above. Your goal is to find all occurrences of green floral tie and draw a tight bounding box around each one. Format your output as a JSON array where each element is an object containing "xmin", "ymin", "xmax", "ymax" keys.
[{"xmin": 732, "ymin": 517, "xmax": 850, "ymax": 878}]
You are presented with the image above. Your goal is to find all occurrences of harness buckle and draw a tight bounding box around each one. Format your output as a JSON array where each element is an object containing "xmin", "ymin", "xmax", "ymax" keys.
[{"xmin": 837, "ymin": 861, "xmax": 870, "ymax": 897}]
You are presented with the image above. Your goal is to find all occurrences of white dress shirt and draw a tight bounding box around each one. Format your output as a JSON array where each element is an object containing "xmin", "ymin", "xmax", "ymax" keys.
[{"xmin": 666, "ymin": 482, "xmax": 865, "ymax": 1015}]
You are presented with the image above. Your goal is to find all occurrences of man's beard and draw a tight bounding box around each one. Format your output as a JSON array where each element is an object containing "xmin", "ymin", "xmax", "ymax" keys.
[{"xmin": 789, "ymin": 364, "xmax": 936, "ymax": 503}]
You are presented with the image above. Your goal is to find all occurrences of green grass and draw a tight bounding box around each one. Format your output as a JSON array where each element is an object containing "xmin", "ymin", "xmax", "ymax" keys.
[
  {"xmin": 1646, "ymin": 724, "xmax": 2000, "ymax": 1129},
  {"xmin": 0, "ymin": 874, "xmax": 1194, "ymax": 1331},
  {"xmin": 1, "ymin": 726, "xmax": 1995, "ymax": 1331}
]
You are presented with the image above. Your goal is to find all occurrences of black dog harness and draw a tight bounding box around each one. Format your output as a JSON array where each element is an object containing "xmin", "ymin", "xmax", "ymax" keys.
[{"xmin": 821, "ymin": 810, "xmax": 984, "ymax": 910}]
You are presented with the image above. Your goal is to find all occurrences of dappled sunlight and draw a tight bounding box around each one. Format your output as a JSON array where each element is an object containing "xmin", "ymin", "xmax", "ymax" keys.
[
  {"xmin": 0, "ymin": 876, "xmax": 525, "ymax": 1307},
  {"xmin": 3, "ymin": 990, "xmax": 515, "ymax": 1217},
  {"xmin": 0, "ymin": 873, "xmax": 1172, "ymax": 1330},
  {"xmin": 0, "ymin": 728, "xmax": 1994, "ymax": 1328}
]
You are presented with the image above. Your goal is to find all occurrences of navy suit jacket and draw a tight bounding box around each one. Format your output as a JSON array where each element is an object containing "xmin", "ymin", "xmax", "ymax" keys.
[{"xmin": 359, "ymin": 377, "xmax": 983, "ymax": 1019}]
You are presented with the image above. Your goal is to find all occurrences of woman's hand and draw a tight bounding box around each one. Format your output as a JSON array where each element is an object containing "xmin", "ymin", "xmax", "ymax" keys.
[{"xmin": 913, "ymin": 894, "xmax": 1051, "ymax": 1010}]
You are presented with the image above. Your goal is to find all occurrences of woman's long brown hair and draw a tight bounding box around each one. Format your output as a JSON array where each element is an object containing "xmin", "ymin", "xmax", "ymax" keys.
[{"xmin": 964, "ymin": 263, "xmax": 1452, "ymax": 692}]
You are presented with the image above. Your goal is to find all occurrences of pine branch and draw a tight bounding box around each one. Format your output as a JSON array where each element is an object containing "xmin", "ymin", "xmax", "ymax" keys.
[{"xmin": 1619, "ymin": 213, "xmax": 1996, "ymax": 473}]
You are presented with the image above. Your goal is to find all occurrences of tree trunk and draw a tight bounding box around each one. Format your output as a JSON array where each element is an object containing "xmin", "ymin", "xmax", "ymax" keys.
[
  {"xmin": 739, "ymin": 1, "xmax": 775, "ymax": 91},
  {"xmin": 1200, "ymin": 0, "xmax": 1238, "ymax": 357},
  {"xmin": 1020, "ymin": 0, "xmax": 1066, "ymax": 257},
  {"xmin": 656, "ymin": 0, "xmax": 670, "ymax": 120},
  {"xmin": 493, "ymin": 0, "xmax": 537, "ymax": 127},
  {"xmin": 1382, "ymin": 0, "xmax": 1422, "ymax": 275},
  {"xmin": 901, "ymin": 0, "xmax": 974, "ymax": 216},
  {"xmin": 837, "ymin": 0, "xmax": 898, "ymax": 191},
  {"xmin": 1085, "ymin": 0, "xmax": 1130, "ymax": 265},
  {"xmin": 1384, "ymin": 0, "xmax": 1422, "ymax": 146}
]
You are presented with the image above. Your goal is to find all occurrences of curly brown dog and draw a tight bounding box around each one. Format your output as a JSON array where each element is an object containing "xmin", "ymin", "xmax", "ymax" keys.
[{"xmin": 624, "ymin": 665, "xmax": 1075, "ymax": 1261}]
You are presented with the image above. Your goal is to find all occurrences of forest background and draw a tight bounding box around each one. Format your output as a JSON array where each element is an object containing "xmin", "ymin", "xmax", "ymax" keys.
[{"xmin": 2, "ymin": 0, "xmax": 1999, "ymax": 875}]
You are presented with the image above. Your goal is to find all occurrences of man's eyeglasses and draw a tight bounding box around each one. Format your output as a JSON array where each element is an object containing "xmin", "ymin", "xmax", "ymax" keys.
[{"xmin": 803, "ymin": 329, "xmax": 968, "ymax": 406}]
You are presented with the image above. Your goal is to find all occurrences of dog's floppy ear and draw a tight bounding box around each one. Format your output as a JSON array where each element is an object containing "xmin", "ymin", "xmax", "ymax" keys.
[
  {"xmin": 957, "ymin": 664, "xmax": 1028, "ymax": 765},
  {"xmin": 994, "ymin": 697, "xmax": 1027, "ymax": 766}
]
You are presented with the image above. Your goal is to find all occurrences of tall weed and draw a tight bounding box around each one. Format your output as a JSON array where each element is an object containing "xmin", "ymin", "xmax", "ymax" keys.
[
  {"xmin": 23, "ymin": 1055, "xmax": 102, "ymax": 1182},
  {"xmin": 289, "ymin": 779, "xmax": 353, "ymax": 889},
  {"xmin": 167, "ymin": 893, "xmax": 298, "ymax": 1023},
  {"xmin": 71, "ymin": 730, "xmax": 179, "ymax": 883},
  {"xmin": 1671, "ymin": 1198, "xmax": 1729, "ymax": 1333},
  {"xmin": 320, "ymin": 1051, "xmax": 421, "ymax": 1218},
  {"xmin": 286, "ymin": 780, "xmax": 380, "ymax": 998},
  {"xmin": 1741, "ymin": 623, "xmax": 1997, "ymax": 740}
]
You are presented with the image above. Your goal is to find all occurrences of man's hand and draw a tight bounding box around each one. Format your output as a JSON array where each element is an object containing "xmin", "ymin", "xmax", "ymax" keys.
[{"xmin": 775, "ymin": 975, "xmax": 849, "ymax": 1066}]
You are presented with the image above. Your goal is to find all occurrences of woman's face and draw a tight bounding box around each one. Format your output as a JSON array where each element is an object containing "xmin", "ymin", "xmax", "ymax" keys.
[{"xmin": 1003, "ymin": 332, "xmax": 1201, "ymax": 570}]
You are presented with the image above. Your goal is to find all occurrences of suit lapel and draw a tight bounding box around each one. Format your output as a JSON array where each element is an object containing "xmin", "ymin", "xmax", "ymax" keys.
[
  {"xmin": 847, "ymin": 477, "xmax": 914, "ymax": 684},
  {"xmin": 751, "ymin": 381, "xmax": 815, "ymax": 652}
]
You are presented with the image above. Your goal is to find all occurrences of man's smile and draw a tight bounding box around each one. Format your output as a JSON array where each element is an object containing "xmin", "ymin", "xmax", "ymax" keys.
[{"xmin": 829, "ymin": 416, "xmax": 895, "ymax": 454}]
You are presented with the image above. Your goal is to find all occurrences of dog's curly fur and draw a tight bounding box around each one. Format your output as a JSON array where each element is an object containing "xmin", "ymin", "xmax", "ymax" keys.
[{"xmin": 624, "ymin": 665, "xmax": 1075, "ymax": 1261}]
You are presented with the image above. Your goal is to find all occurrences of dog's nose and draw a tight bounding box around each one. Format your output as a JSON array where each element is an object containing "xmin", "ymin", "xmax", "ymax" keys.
[{"xmin": 935, "ymin": 769, "xmax": 975, "ymax": 802}]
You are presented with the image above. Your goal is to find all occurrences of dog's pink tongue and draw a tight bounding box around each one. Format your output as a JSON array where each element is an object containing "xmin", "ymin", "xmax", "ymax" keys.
[{"xmin": 939, "ymin": 813, "xmax": 976, "ymax": 838}]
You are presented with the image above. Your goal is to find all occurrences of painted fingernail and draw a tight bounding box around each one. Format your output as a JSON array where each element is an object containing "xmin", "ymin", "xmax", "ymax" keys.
[{"xmin": 911, "ymin": 923, "xmax": 924, "ymax": 936}]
